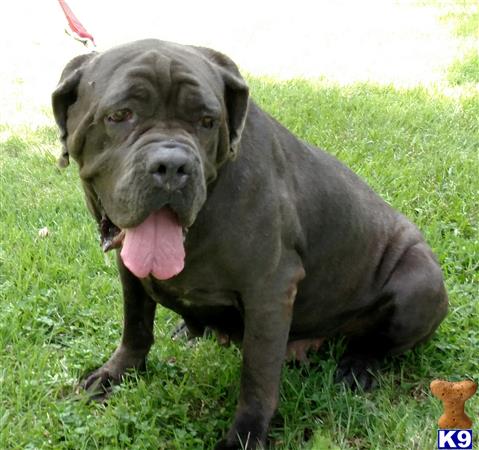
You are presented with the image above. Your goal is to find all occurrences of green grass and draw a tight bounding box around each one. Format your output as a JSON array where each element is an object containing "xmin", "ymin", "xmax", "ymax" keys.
[
  {"xmin": 441, "ymin": 1, "xmax": 479, "ymax": 38},
  {"xmin": 448, "ymin": 49, "xmax": 479, "ymax": 85},
  {"xmin": 431, "ymin": 0, "xmax": 479, "ymax": 86},
  {"xmin": 1, "ymin": 78, "xmax": 478, "ymax": 449}
]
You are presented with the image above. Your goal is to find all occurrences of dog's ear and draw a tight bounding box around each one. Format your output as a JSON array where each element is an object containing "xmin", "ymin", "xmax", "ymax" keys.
[
  {"xmin": 52, "ymin": 53, "xmax": 96, "ymax": 168},
  {"xmin": 196, "ymin": 47, "xmax": 249, "ymax": 160}
]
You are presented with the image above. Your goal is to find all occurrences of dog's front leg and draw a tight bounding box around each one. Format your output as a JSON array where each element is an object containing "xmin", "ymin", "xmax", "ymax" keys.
[
  {"xmin": 81, "ymin": 254, "xmax": 156, "ymax": 398},
  {"xmin": 215, "ymin": 266, "xmax": 304, "ymax": 449}
]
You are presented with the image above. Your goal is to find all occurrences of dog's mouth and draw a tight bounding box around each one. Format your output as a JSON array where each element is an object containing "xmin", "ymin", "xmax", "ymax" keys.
[
  {"xmin": 100, "ymin": 208, "xmax": 186, "ymax": 280},
  {"xmin": 100, "ymin": 215, "xmax": 125, "ymax": 252}
]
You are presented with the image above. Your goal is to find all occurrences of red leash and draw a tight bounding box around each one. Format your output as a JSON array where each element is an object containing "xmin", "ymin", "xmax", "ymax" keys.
[{"xmin": 57, "ymin": 0, "xmax": 96, "ymax": 47}]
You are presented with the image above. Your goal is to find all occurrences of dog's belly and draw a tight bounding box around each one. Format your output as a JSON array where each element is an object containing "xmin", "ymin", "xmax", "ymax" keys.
[{"xmin": 290, "ymin": 279, "xmax": 377, "ymax": 336}]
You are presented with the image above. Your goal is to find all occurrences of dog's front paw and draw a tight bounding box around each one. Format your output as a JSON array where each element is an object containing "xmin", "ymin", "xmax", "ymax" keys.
[
  {"xmin": 214, "ymin": 438, "xmax": 236, "ymax": 450},
  {"xmin": 79, "ymin": 347, "xmax": 147, "ymax": 400},
  {"xmin": 214, "ymin": 437, "xmax": 263, "ymax": 450},
  {"xmin": 215, "ymin": 411, "xmax": 267, "ymax": 450},
  {"xmin": 79, "ymin": 366, "xmax": 122, "ymax": 400}
]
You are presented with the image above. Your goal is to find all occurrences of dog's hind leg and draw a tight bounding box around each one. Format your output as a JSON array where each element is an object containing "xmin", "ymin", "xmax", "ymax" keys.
[{"xmin": 336, "ymin": 241, "xmax": 448, "ymax": 390}]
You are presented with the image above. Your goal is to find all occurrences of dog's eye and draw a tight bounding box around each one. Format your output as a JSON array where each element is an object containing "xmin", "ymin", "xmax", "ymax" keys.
[
  {"xmin": 200, "ymin": 116, "xmax": 215, "ymax": 129},
  {"xmin": 107, "ymin": 109, "xmax": 133, "ymax": 123}
]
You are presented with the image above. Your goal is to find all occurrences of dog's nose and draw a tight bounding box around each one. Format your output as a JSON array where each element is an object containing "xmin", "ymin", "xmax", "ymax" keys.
[{"xmin": 147, "ymin": 147, "xmax": 193, "ymax": 191}]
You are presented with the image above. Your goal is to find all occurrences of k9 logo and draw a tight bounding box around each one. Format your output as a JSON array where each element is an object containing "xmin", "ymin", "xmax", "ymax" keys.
[{"xmin": 437, "ymin": 430, "xmax": 473, "ymax": 449}]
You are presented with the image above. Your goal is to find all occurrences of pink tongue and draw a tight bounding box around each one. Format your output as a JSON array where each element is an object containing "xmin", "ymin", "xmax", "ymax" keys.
[{"xmin": 120, "ymin": 208, "xmax": 185, "ymax": 280}]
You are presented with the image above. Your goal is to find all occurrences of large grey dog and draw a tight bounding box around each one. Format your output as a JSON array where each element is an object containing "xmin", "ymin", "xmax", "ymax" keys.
[{"xmin": 52, "ymin": 39, "xmax": 448, "ymax": 449}]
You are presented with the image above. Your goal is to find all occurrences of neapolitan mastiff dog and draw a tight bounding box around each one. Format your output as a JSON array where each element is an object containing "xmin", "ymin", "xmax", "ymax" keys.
[{"xmin": 52, "ymin": 39, "xmax": 448, "ymax": 449}]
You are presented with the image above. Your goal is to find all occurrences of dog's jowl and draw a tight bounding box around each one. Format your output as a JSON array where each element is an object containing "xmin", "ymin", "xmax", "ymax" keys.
[{"xmin": 52, "ymin": 39, "xmax": 448, "ymax": 449}]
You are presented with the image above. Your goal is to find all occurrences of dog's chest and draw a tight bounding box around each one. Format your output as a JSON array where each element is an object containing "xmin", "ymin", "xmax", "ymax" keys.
[{"xmin": 142, "ymin": 276, "xmax": 239, "ymax": 309}]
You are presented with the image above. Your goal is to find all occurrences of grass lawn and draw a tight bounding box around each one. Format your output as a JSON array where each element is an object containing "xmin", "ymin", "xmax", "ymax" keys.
[{"xmin": 1, "ymin": 5, "xmax": 478, "ymax": 450}]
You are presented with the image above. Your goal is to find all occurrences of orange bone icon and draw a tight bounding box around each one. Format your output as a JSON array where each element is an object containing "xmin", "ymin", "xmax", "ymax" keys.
[{"xmin": 430, "ymin": 379, "xmax": 477, "ymax": 429}]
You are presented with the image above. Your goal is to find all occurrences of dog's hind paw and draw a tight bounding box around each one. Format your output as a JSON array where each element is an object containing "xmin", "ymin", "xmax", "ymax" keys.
[{"xmin": 335, "ymin": 353, "xmax": 379, "ymax": 391}]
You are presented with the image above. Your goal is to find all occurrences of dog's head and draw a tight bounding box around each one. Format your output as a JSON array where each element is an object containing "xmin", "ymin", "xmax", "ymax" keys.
[{"xmin": 52, "ymin": 40, "xmax": 249, "ymax": 279}]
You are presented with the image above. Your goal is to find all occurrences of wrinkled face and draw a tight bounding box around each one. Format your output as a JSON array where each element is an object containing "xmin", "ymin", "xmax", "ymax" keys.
[{"xmin": 53, "ymin": 40, "xmax": 249, "ymax": 235}]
